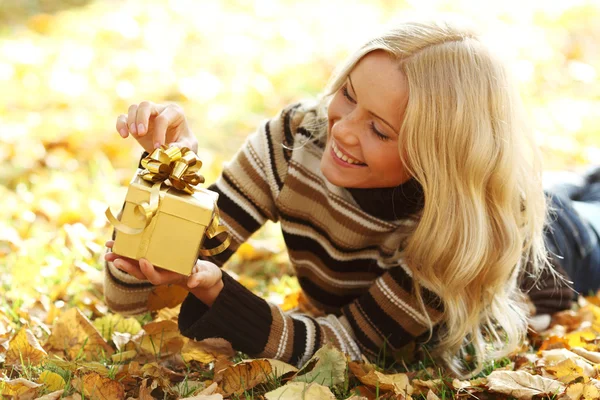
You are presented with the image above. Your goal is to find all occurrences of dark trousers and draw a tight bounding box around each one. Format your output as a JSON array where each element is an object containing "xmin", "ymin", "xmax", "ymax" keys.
[{"xmin": 545, "ymin": 180, "xmax": 600, "ymax": 296}]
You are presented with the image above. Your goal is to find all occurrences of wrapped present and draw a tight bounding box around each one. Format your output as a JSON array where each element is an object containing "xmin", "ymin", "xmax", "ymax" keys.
[{"xmin": 105, "ymin": 146, "xmax": 230, "ymax": 275}]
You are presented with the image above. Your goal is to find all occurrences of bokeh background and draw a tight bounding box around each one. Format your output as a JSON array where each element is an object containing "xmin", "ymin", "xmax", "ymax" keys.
[{"xmin": 1, "ymin": 0, "xmax": 599, "ymax": 317}]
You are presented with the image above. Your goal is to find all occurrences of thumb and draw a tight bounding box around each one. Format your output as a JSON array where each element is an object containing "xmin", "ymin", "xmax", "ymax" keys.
[{"xmin": 187, "ymin": 261, "xmax": 222, "ymax": 289}]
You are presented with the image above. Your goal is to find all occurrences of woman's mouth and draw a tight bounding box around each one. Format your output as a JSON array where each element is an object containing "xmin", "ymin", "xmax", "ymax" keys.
[{"xmin": 331, "ymin": 141, "xmax": 367, "ymax": 166}]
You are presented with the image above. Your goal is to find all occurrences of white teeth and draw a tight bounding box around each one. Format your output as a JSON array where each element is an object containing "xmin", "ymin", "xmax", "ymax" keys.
[{"xmin": 332, "ymin": 141, "xmax": 363, "ymax": 165}]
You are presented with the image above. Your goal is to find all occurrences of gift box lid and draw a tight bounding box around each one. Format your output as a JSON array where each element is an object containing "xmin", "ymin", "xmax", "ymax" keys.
[{"xmin": 126, "ymin": 171, "xmax": 217, "ymax": 225}]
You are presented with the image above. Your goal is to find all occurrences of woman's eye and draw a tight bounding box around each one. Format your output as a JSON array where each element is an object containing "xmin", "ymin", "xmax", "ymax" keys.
[
  {"xmin": 342, "ymin": 86, "xmax": 355, "ymax": 103},
  {"xmin": 370, "ymin": 122, "xmax": 389, "ymax": 141}
]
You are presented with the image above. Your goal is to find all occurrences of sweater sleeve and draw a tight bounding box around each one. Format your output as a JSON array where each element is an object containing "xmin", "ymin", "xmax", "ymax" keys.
[
  {"xmin": 104, "ymin": 103, "xmax": 302, "ymax": 315},
  {"xmin": 519, "ymin": 255, "xmax": 575, "ymax": 315},
  {"xmin": 178, "ymin": 264, "xmax": 444, "ymax": 367}
]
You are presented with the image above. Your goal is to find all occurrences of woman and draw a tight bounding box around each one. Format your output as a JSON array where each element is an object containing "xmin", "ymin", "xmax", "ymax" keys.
[{"xmin": 104, "ymin": 19, "xmax": 597, "ymax": 377}]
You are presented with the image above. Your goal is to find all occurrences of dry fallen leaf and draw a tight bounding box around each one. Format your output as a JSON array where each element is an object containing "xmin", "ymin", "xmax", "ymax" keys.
[
  {"xmin": 486, "ymin": 370, "xmax": 564, "ymax": 399},
  {"xmin": 565, "ymin": 381, "xmax": 600, "ymax": 400},
  {"xmin": 292, "ymin": 343, "xmax": 347, "ymax": 387},
  {"xmin": 545, "ymin": 358, "xmax": 584, "ymax": 384},
  {"xmin": 5, "ymin": 328, "xmax": 47, "ymax": 366},
  {"xmin": 181, "ymin": 339, "xmax": 217, "ymax": 364},
  {"xmin": 354, "ymin": 369, "xmax": 413, "ymax": 396},
  {"xmin": 73, "ymin": 372, "xmax": 125, "ymax": 400},
  {"xmin": 93, "ymin": 313, "xmax": 141, "ymax": 341},
  {"xmin": 35, "ymin": 390, "xmax": 65, "ymax": 400},
  {"xmin": 219, "ymin": 359, "xmax": 272, "ymax": 397},
  {"xmin": 264, "ymin": 382, "xmax": 336, "ymax": 400},
  {"xmin": 45, "ymin": 308, "xmax": 113, "ymax": 360},
  {"xmin": 38, "ymin": 370, "xmax": 66, "ymax": 392},
  {"xmin": 0, "ymin": 377, "xmax": 42, "ymax": 398},
  {"xmin": 136, "ymin": 320, "xmax": 185, "ymax": 357},
  {"xmin": 147, "ymin": 284, "xmax": 189, "ymax": 311}
]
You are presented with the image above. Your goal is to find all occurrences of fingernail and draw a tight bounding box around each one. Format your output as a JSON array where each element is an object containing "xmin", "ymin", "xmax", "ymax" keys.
[
  {"xmin": 129, "ymin": 123, "xmax": 136, "ymax": 134},
  {"xmin": 114, "ymin": 259, "xmax": 122, "ymax": 267},
  {"xmin": 154, "ymin": 142, "xmax": 161, "ymax": 149},
  {"xmin": 119, "ymin": 128, "xmax": 127, "ymax": 137},
  {"xmin": 138, "ymin": 123, "xmax": 145, "ymax": 134}
]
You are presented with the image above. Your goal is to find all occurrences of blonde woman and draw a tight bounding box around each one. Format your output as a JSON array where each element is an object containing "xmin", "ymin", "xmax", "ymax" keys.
[{"xmin": 103, "ymin": 19, "xmax": 597, "ymax": 377}]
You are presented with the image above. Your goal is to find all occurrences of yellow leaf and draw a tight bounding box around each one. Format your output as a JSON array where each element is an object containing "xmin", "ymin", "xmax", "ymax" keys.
[
  {"xmin": 0, "ymin": 377, "xmax": 42, "ymax": 397},
  {"xmin": 93, "ymin": 314, "xmax": 141, "ymax": 341},
  {"xmin": 265, "ymin": 382, "xmax": 335, "ymax": 400},
  {"xmin": 219, "ymin": 359, "xmax": 273, "ymax": 397},
  {"xmin": 181, "ymin": 340, "xmax": 216, "ymax": 364},
  {"xmin": 264, "ymin": 358, "xmax": 298, "ymax": 378},
  {"xmin": 38, "ymin": 371, "xmax": 66, "ymax": 392},
  {"xmin": 147, "ymin": 284, "xmax": 188, "ymax": 311},
  {"xmin": 565, "ymin": 330, "xmax": 598, "ymax": 348},
  {"xmin": 110, "ymin": 350, "xmax": 137, "ymax": 363},
  {"xmin": 565, "ymin": 381, "xmax": 600, "ymax": 400},
  {"xmin": 355, "ymin": 370, "xmax": 413, "ymax": 396},
  {"xmin": 46, "ymin": 308, "xmax": 114, "ymax": 360},
  {"xmin": 137, "ymin": 320, "xmax": 185, "ymax": 357},
  {"xmin": 5, "ymin": 328, "xmax": 47, "ymax": 366},
  {"xmin": 73, "ymin": 372, "xmax": 125, "ymax": 400},
  {"xmin": 546, "ymin": 358, "xmax": 584, "ymax": 384}
]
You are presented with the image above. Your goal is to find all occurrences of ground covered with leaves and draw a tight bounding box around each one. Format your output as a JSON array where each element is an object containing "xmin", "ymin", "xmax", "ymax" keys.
[{"xmin": 1, "ymin": 0, "xmax": 599, "ymax": 399}]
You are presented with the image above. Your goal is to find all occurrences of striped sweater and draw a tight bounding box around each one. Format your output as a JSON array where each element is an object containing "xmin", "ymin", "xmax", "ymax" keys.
[{"xmin": 104, "ymin": 101, "xmax": 572, "ymax": 366}]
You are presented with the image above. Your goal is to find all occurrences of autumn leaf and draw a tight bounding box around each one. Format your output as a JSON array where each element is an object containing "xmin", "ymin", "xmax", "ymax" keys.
[
  {"xmin": 45, "ymin": 308, "xmax": 114, "ymax": 360},
  {"xmin": 219, "ymin": 359, "xmax": 272, "ymax": 397},
  {"xmin": 73, "ymin": 372, "xmax": 125, "ymax": 400},
  {"xmin": 486, "ymin": 370, "xmax": 564, "ymax": 399},
  {"xmin": 5, "ymin": 328, "xmax": 47, "ymax": 366},
  {"xmin": 353, "ymin": 369, "xmax": 413, "ymax": 396},
  {"xmin": 38, "ymin": 370, "xmax": 66, "ymax": 392},
  {"xmin": 565, "ymin": 381, "xmax": 600, "ymax": 400},
  {"xmin": 264, "ymin": 382, "xmax": 336, "ymax": 400},
  {"xmin": 292, "ymin": 343, "xmax": 347, "ymax": 387},
  {"xmin": 538, "ymin": 335, "xmax": 571, "ymax": 352},
  {"xmin": 93, "ymin": 313, "xmax": 141, "ymax": 341},
  {"xmin": 545, "ymin": 358, "xmax": 585, "ymax": 384},
  {"xmin": 35, "ymin": 390, "xmax": 65, "ymax": 400},
  {"xmin": 181, "ymin": 339, "xmax": 217, "ymax": 364},
  {"xmin": 136, "ymin": 320, "xmax": 185, "ymax": 357},
  {"xmin": 147, "ymin": 284, "xmax": 189, "ymax": 311},
  {"xmin": 0, "ymin": 377, "xmax": 42, "ymax": 398}
]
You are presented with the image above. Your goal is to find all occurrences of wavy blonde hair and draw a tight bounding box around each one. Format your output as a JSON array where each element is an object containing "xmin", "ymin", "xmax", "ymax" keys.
[{"xmin": 314, "ymin": 19, "xmax": 551, "ymax": 377}]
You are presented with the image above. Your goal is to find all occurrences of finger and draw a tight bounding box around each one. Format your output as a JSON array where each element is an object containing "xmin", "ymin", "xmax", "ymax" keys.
[
  {"xmin": 116, "ymin": 114, "xmax": 129, "ymax": 138},
  {"xmin": 139, "ymin": 258, "xmax": 184, "ymax": 285},
  {"xmin": 188, "ymin": 261, "xmax": 221, "ymax": 288},
  {"xmin": 135, "ymin": 101, "xmax": 161, "ymax": 137},
  {"xmin": 105, "ymin": 240, "xmax": 114, "ymax": 249},
  {"xmin": 113, "ymin": 258, "xmax": 146, "ymax": 280},
  {"xmin": 153, "ymin": 104, "xmax": 183, "ymax": 149},
  {"xmin": 127, "ymin": 104, "xmax": 138, "ymax": 135}
]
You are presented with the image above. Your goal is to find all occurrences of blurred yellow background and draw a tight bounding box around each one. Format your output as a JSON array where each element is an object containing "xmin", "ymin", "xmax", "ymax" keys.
[{"xmin": 0, "ymin": 0, "xmax": 599, "ymax": 308}]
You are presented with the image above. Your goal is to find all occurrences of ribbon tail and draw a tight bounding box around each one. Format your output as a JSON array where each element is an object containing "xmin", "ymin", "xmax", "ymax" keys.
[
  {"xmin": 198, "ymin": 212, "xmax": 231, "ymax": 257},
  {"xmin": 105, "ymin": 207, "xmax": 146, "ymax": 235}
]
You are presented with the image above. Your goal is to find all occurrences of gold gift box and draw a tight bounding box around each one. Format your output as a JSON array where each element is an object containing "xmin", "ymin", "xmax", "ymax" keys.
[{"xmin": 112, "ymin": 170, "xmax": 219, "ymax": 275}]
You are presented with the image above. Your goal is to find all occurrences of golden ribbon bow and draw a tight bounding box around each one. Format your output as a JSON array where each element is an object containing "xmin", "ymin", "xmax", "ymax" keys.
[{"xmin": 105, "ymin": 146, "xmax": 230, "ymax": 257}]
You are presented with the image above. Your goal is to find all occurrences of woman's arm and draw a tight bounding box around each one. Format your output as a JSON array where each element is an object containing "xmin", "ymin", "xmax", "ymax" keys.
[{"xmin": 178, "ymin": 262, "xmax": 444, "ymax": 367}]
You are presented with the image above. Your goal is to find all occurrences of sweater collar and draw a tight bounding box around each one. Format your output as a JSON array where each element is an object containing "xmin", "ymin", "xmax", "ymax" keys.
[{"xmin": 346, "ymin": 178, "xmax": 425, "ymax": 221}]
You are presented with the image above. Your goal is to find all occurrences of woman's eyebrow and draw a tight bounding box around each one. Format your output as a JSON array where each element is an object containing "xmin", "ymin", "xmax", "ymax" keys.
[{"xmin": 348, "ymin": 74, "xmax": 398, "ymax": 133}]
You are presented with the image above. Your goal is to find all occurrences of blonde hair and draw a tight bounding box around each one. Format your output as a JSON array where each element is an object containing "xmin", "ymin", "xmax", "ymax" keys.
[{"xmin": 315, "ymin": 19, "xmax": 550, "ymax": 377}]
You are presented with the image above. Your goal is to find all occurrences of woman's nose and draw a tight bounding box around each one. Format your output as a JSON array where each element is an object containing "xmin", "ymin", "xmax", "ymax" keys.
[{"xmin": 331, "ymin": 116, "xmax": 360, "ymax": 146}]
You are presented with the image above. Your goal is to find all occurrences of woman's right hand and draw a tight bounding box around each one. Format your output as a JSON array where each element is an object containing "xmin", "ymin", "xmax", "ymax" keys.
[{"xmin": 116, "ymin": 101, "xmax": 198, "ymax": 154}]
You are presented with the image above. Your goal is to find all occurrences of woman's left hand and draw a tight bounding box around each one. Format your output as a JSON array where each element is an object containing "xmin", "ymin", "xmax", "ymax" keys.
[{"xmin": 105, "ymin": 240, "xmax": 224, "ymax": 306}]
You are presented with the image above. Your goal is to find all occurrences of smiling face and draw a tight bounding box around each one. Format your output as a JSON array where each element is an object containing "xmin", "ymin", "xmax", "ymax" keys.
[{"xmin": 321, "ymin": 50, "xmax": 411, "ymax": 189}]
